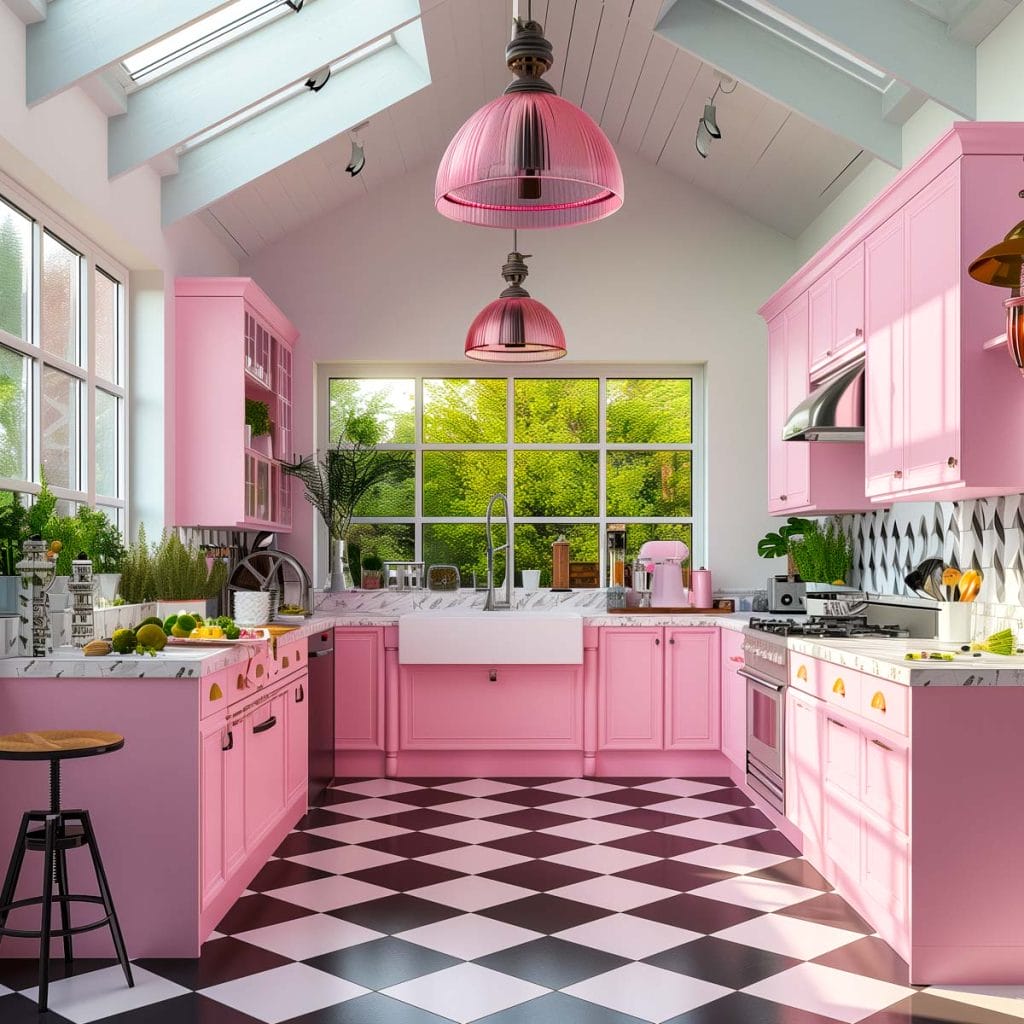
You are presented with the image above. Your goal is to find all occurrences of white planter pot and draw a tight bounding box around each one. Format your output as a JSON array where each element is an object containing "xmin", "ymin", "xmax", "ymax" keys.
[
  {"xmin": 95, "ymin": 572, "xmax": 121, "ymax": 605},
  {"xmin": 156, "ymin": 599, "xmax": 218, "ymax": 621},
  {"xmin": 0, "ymin": 576, "xmax": 18, "ymax": 615}
]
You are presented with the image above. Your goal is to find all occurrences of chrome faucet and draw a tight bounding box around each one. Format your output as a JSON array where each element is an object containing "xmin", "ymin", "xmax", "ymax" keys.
[{"xmin": 484, "ymin": 492, "xmax": 512, "ymax": 611}]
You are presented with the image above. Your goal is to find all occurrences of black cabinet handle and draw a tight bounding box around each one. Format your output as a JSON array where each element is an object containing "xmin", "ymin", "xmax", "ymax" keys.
[
  {"xmin": 295, "ymin": 684, "xmax": 305, "ymax": 704},
  {"xmin": 655, "ymin": 638, "xmax": 660, "ymax": 646},
  {"xmin": 669, "ymin": 637, "xmax": 675, "ymax": 644},
  {"xmin": 222, "ymin": 730, "xmax": 233, "ymax": 752},
  {"xmin": 253, "ymin": 715, "xmax": 278, "ymax": 734}
]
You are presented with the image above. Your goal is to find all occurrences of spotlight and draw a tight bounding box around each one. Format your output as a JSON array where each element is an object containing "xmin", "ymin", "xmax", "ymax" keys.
[
  {"xmin": 693, "ymin": 73, "xmax": 735, "ymax": 159},
  {"xmin": 701, "ymin": 99, "xmax": 721, "ymax": 139},
  {"xmin": 285, "ymin": 1, "xmax": 304, "ymax": 11},
  {"xmin": 695, "ymin": 119, "xmax": 713, "ymax": 159},
  {"xmin": 345, "ymin": 139, "xmax": 366, "ymax": 177},
  {"xmin": 305, "ymin": 66, "xmax": 330, "ymax": 92}
]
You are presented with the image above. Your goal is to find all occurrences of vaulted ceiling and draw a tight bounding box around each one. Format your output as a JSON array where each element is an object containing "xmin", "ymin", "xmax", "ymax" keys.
[{"xmin": 4, "ymin": 0, "xmax": 1019, "ymax": 257}]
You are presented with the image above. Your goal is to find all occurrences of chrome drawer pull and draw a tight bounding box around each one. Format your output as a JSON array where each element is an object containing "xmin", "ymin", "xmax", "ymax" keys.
[{"xmin": 872, "ymin": 738, "xmax": 893, "ymax": 751}]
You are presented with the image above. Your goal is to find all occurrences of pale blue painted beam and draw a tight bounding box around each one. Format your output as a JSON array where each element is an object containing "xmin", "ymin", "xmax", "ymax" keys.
[
  {"xmin": 656, "ymin": 0, "xmax": 901, "ymax": 166},
  {"xmin": 3, "ymin": 0, "xmax": 46, "ymax": 25},
  {"xmin": 161, "ymin": 38, "xmax": 431, "ymax": 223},
  {"xmin": 109, "ymin": 0, "xmax": 421, "ymax": 177},
  {"xmin": 760, "ymin": 0, "xmax": 975, "ymax": 119},
  {"xmin": 26, "ymin": 0, "xmax": 237, "ymax": 105}
]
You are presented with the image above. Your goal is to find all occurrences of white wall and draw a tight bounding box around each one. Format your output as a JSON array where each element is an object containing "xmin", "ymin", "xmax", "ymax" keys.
[
  {"xmin": 242, "ymin": 149, "xmax": 799, "ymax": 588},
  {"xmin": 796, "ymin": 3, "xmax": 1024, "ymax": 262},
  {"xmin": 0, "ymin": 5, "xmax": 239, "ymax": 533}
]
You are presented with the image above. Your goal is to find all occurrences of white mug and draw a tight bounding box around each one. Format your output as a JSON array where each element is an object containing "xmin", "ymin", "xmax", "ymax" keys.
[{"xmin": 521, "ymin": 570, "xmax": 541, "ymax": 591}]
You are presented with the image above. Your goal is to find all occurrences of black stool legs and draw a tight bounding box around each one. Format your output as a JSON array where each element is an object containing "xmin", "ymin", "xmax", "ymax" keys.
[{"xmin": 0, "ymin": 759, "xmax": 134, "ymax": 1013}]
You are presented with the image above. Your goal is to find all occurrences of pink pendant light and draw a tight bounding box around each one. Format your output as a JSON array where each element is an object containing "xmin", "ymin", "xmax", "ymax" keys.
[
  {"xmin": 465, "ymin": 238, "xmax": 566, "ymax": 362},
  {"xmin": 436, "ymin": 10, "xmax": 623, "ymax": 229}
]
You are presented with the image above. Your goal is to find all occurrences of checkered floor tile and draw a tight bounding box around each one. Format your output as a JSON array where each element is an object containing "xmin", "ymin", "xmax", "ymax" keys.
[{"xmin": 0, "ymin": 777, "xmax": 1018, "ymax": 1024}]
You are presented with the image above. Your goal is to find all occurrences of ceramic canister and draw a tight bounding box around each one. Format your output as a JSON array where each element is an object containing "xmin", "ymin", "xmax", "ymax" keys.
[{"xmin": 690, "ymin": 568, "xmax": 713, "ymax": 609}]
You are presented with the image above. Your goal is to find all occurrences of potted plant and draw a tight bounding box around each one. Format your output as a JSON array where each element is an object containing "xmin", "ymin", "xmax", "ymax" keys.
[
  {"xmin": 245, "ymin": 398, "xmax": 273, "ymax": 457},
  {"xmin": 0, "ymin": 492, "xmax": 27, "ymax": 613},
  {"xmin": 788, "ymin": 517, "xmax": 853, "ymax": 587},
  {"xmin": 149, "ymin": 532, "xmax": 228, "ymax": 619},
  {"xmin": 756, "ymin": 516, "xmax": 815, "ymax": 579},
  {"xmin": 72, "ymin": 506, "xmax": 126, "ymax": 604},
  {"xmin": 361, "ymin": 553, "xmax": 384, "ymax": 589},
  {"xmin": 283, "ymin": 413, "xmax": 413, "ymax": 591}
]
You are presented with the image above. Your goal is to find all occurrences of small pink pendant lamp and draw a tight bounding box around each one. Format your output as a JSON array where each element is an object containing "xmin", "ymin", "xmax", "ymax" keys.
[
  {"xmin": 465, "ymin": 234, "xmax": 566, "ymax": 362},
  {"xmin": 436, "ymin": 7, "xmax": 623, "ymax": 229}
]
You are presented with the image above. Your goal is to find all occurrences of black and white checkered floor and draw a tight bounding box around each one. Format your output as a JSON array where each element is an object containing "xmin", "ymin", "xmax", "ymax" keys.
[{"xmin": 1, "ymin": 776, "xmax": 1020, "ymax": 1023}]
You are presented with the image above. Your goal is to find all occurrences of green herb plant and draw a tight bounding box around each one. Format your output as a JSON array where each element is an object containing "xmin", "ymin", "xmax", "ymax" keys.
[
  {"xmin": 119, "ymin": 524, "xmax": 154, "ymax": 604},
  {"xmin": 788, "ymin": 518, "xmax": 853, "ymax": 585},
  {"xmin": 756, "ymin": 517, "xmax": 815, "ymax": 559},
  {"xmin": 149, "ymin": 533, "xmax": 228, "ymax": 601},
  {"xmin": 0, "ymin": 492, "xmax": 26, "ymax": 576},
  {"xmin": 245, "ymin": 399, "xmax": 273, "ymax": 438},
  {"xmin": 361, "ymin": 553, "xmax": 384, "ymax": 571}
]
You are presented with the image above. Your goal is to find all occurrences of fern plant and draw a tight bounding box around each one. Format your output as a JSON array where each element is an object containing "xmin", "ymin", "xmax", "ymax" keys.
[
  {"xmin": 119, "ymin": 525, "xmax": 154, "ymax": 604},
  {"xmin": 788, "ymin": 518, "xmax": 853, "ymax": 584},
  {"xmin": 149, "ymin": 533, "xmax": 227, "ymax": 601}
]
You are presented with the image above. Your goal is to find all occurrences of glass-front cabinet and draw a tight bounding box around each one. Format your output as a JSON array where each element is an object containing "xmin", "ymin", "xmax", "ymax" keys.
[{"xmin": 174, "ymin": 278, "xmax": 298, "ymax": 532}]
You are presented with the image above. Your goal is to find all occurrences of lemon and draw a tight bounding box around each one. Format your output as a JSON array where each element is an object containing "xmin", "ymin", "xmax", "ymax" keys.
[{"xmin": 136, "ymin": 624, "xmax": 167, "ymax": 651}]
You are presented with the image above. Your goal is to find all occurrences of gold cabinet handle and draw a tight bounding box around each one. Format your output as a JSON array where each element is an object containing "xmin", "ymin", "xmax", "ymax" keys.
[
  {"xmin": 872, "ymin": 738, "xmax": 892, "ymax": 751},
  {"xmin": 209, "ymin": 682, "xmax": 223, "ymax": 701},
  {"xmin": 832, "ymin": 678, "xmax": 846, "ymax": 697},
  {"xmin": 282, "ymin": 655, "xmax": 290, "ymax": 669},
  {"xmin": 255, "ymin": 663, "xmax": 265, "ymax": 677},
  {"xmin": 796, "ymin": 664, "xmax": 808, "ymax": 681},
  {"xmin": 827, "ymin": 717, "xmax": 847, "ymax": 728},
  {"xmin": 237, "ymin": 672, "xmax": 246, "ymax": 690},
  {"xmin": 870, "ymin": 690, "xmax": 887, "ymax": 712}
]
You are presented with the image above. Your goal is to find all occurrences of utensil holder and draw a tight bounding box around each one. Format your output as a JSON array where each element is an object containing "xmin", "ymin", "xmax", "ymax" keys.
[{"xmin": 936, "ymin": 603, "xmax": 973, "ymax": 644}]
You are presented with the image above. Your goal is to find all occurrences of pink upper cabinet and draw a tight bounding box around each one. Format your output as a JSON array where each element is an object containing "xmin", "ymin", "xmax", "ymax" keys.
[
  {"xmin": 809, "ymin": 244, "xmax": 865, "ymax": 375},
  {"xmin": 174, "ymin": 278, "xmax": 298, "ymax": 530}
]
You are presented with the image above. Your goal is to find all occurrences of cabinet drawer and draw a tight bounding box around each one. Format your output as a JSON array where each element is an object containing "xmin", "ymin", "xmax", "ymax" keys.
[
  {"xmin": 272, "ymin": 635, "xmax": 306, "ymax": 680},
  {"xmin": 862, "ymin": 808, "xmax": 909, "ymax": 919},
  {"xmin": 859, "ymin": 676, "xmax": 909, "ymax": 736},
  {"xmin": 824, "ymin": 786, "xmax": 861, "ymax": 891},
  {"xmin": 790, "ymin": 656, "xmax": 822, "ymax": 697},
  {"xmin": 822, "ymin": 666, "xmax": 860, "ymax": 710},
  {"xmin": 229, "ymin": 646, "xmax": 272, "ymax": 702},
  {"xmin": 824, "ymin": 711, "xmax": 860, "ymax": 799},
  {"xmin": 862, "ymin": 731, "xmax": 909, "ymax": 833},
  {"xmin": 200, "ymin": 667, "xmax": 230, "ymax": 720}
]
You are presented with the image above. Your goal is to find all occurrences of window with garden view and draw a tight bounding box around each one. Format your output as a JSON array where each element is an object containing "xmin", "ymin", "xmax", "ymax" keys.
[
  {"xmin": 326, "ymin": 372, "xmax": 701, "ymax": 586},
  {"xmin": 0, "ymin": 175, "xmax": 127, "ymax": 527}
]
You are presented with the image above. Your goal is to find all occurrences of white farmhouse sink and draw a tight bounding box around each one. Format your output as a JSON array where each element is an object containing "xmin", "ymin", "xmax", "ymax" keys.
[{"xmin": 399, "ymin": 610, "xmax": 583, "ymax": 665}]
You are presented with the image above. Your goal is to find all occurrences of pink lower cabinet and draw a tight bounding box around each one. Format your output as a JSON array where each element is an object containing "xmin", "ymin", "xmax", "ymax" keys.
[
  {"xmin": 243, "ymin": 690, "xmax": 288, "ymax": 849},
  {"xmin": 720, "ymin": 630, "xmax": 746, "ymax": 769},
  {"xmin": 665, "ymin": 629, "xmax": 720, "ymax": 749},
  {"xmin": 598, "ymin": 627, "xmax": 664, "ymax": 749},
  {"xmin": 200, "ymin": 714, "xmax": 228, "ymax": 905},
  {"xmin": 286, "ymin": 674, "xmax": 309, "ymax": 801},
  {"xmin": 784, "ymin": 687, "xmax": 823, "ymax": 865},
  {"xmin": 334, "ymin": 627, "xmax": 386, "ymax": 774},
  {"xmin": 400, "ymin": 665, "xmax": 582, "ymax": 749}
]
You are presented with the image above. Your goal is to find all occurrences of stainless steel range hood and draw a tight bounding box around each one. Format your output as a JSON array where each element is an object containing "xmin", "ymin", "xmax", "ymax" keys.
[{"xmin": 783, "ymin": 357, "xmax": 865, "ymax": 442}]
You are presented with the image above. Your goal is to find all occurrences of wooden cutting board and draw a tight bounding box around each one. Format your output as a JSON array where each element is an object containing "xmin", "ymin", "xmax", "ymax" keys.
[{"xmin": 607, "ymin": 607, "xmax": 735, "ymax": 615}]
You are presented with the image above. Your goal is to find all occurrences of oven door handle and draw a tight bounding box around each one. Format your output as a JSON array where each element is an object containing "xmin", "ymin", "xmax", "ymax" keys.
[{"xmin": 738, "ymin": 669, "xmax": 784, "ymax": 692}]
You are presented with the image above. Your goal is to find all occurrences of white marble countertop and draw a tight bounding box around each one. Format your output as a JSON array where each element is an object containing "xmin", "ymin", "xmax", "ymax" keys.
[{"xmin": 788, "ymin": 636, "xmax": 1024, "ymax": 687}]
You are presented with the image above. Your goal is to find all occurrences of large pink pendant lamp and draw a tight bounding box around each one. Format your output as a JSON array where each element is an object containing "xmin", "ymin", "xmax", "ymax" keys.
[
  {"xmin": 436, "ymin": 7, "xmax": 623, "ymax": 229},
  {"xmin": 465, "ymin": 234, "xmax": 566, "ymax": 362}
]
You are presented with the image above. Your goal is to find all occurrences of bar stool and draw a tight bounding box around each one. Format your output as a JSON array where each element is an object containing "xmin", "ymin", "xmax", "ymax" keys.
[{"xmin": 0, "ymin": 731, "xmax": 134, "ymax": 1012}]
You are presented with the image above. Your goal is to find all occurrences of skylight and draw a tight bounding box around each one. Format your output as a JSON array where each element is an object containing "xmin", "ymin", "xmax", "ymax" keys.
[
  {"xmin": 716, "ymin": 0, "xmax": 892, "ymax": 90},
  {"xmin": 122, "ymin": 0, "xmax": 298, "ymax": 84},
  {"xmin": 177, "ymin": 34, "xmax": 395, "ymax": 154}
]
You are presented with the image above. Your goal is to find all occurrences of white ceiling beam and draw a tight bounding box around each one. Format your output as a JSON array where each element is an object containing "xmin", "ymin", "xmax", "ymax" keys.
[
  {"xmin": 25, "ymin": 0, "xmax": 238, "ymax": 105},
  {"xmin": 948, "ymin": 0, "xmax": 1019, "ymax": 44},
  {"xmin": 754, "ymin": 0, "xmax": 975, "ymax": 118},
  {"xmin": 161, "ymin": 28, "xmax": 431, "ymax": 224},
  {"xmin": 79, "ymin": 69, "xmax": 128, "ymax": 118},
  {"xmin": 656, "ymin": 0, "xmax": 902, "ymax": 166},
  {"xmin": 3, "ymin": 0, "xmax": 46, "ymax": 25},
  {"xmin": 109, "ymin": 0, "xmax": 421, "ymax": 178},
  {"xmin": 881, "ymin": 81, "xmax": 927, "ymax": 124}
]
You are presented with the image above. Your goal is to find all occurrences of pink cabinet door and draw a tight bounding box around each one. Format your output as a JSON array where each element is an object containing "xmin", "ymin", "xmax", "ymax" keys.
[
  {"xmin": 285, "ymin": 672, "xmax": 309, "ymax": 802},
  {"xmin": 335, "ymin": 628, "xmax": 385, "ymax": 751},
  {"xmin": 767, "ymin": 314, "xmax": 789, "ymax": 513},
  {"xmin": 832, "ymin": 245, "xmax": 865, "ymax": 360},
  {"xmin": 824, "ymin": 785, "xmax": 861, "ymax": 892},
  {"xmin": 664, "ymin": 629, "xmax": 720, "ymax": 750},
  {"xmin": 223, "ymin": 717, "xmax": 246, "ymax": 876},
  {"xmin": 862, "ymin": 730, "xmax": 909, "ymax": 833},
  {"xmin": 864, "ymin": 213, "xmax": 906, "ymax": 497},
  {"xmin": 861, "ymin": 806, "xmax": 909, "ymax": 932},
  {"xmin": 903, "ymin": 164, "xmax": 961, "ymax": 492},
  {"xmin": 824, "ymin": 711, "xmax": 859, "ymax": 800},
  {"xmin": 199, "ymin": 716, "xmax": 226, "ymax": 906},
  {"xmin": 786, "ymin": 690, "xmax": 824, "ymax": 865},
  {"xmin": 720, "ymin": 630, "xmax": 746, "ymax": 769},
  {"xmin": 400, "ymin": 665, "xmax": 582, "ymax": 749},
  {"xmin": 243, "ymin": 692, "xmax": 287, "ymax": 849},
  {"xmin": 782, "ymin": 294, "xmax": 811, "ymax": 509},
  {"xmin": 809, "ymin": 274, "xmax": 834, "ymax": 369},
  {"xmin": 598, "ymin": 628, "xmax": 664, "ymax": 750}
]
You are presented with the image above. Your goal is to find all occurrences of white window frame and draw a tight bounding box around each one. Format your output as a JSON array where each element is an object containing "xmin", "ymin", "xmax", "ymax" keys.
[
  {"xmin": 0, "ymin": 170, "xmax": 129, "ymax": 525},
  {"xmin": 315, "ymin": 362, "xmax": 706, "ymax": 586}
]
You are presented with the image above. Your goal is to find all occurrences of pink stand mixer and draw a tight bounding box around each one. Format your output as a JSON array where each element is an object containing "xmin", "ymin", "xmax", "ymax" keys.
[{"xmin": 637, "ymin": 540, "xmax": 690, "ymax": 608}]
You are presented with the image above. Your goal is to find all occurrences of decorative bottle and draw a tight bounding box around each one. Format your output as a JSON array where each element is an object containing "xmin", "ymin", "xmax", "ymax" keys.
[
  {"xmin": 69, "ymin": 552, "xmax": 95, "ymax": 647},
  {"xmin": 16, "ymin": 535, "xmax": 56, "ymax": 657},
  {"xmin": 551, "ymin": 534, "xmax": 570, "ymax": 592}
]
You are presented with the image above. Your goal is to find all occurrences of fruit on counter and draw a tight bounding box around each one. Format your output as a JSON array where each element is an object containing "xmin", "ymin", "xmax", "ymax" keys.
[
  {"xmin": 224, "ymin": 624, "xmax": 241, "ymax": 640},
  {"xmin": 905, "ymin": 651, "xmax": 955, "ymax": 661},
  {"xmin": 138, "ymin": 616, "xmax": 164, "ymax": 629},
  {"xmin": 163, "ymin": 614, "xmax": 178, "ymax": 635},
  {"xmin": 136, "ymin": 624, "xmax": 167, "ymax": 651},
  {"xmin": 215, "ymin": 616, "xmax": 234, "ymax": 629},
  {"xmin": 170, "ymin": 613, "xmax": 197, "ymax": 638},
  {"xmin": 971, "ymin": 628, "xmax": 1015, "ymax": 656},
  {"xmin": 111, "ymin": 628, "xmax": 137, "ymax": 655},
  {"xmin": 83, "ymin": 639, "xmax": 112, "ymax": 656},
  {"xmin": 278, "ymin": 604, "xmax": 309, "ymax": 616},
  {"xmin": 190, "ymin": 625, "xmax": 225, "ymax": 639}
]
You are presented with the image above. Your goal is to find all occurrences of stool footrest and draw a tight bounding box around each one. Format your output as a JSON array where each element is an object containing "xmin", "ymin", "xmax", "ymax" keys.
[{"xmin": 0, "ymin": 893, "xmax": 110, "ymax": 939}]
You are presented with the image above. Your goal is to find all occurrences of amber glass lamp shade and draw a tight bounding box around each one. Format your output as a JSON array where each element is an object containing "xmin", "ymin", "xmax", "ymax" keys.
[
  {"xmin": 968, "ymin": 219, "xmax": 1024, "ymax": 288},
  {"xmin": 1005, "ymin": 296, "xmax": 1024, "ymax": 375}
]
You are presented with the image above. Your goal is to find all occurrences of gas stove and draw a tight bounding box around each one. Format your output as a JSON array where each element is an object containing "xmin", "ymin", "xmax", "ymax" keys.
[{"xmin": 747, "ymin": 616, "xmax": 911, "ymax": 640}]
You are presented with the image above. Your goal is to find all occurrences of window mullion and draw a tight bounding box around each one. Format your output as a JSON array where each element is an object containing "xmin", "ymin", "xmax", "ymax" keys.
[
  {"xmin": 506, "ymin": 374, "xmax": 514, "ymax": 583},
  {"xmin": 30, "ymin": 219, "xmax": 41, "ymax": 487}
]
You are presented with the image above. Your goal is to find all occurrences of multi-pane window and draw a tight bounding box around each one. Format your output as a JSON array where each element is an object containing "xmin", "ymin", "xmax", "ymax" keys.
[
  {"xmin": 324, "ymin": 369, "xmax": 702, "ymax": 586},
  {"xmin": 0, "ymin": 176, "xmax": 127, "ymax": 525}
]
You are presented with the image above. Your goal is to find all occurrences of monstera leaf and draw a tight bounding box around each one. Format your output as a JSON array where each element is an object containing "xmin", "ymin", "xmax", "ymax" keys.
[{"xmin": 756, "ymin": 517, "xmax": 816, "ymax": 559}]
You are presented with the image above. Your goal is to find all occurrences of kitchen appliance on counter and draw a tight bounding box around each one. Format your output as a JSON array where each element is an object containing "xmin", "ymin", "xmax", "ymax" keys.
[
  {"xmin": 230, "ymin": 543, "xmax": 314, "ymax": 619},
  {"xmin": 767, "ymin": 575, "xmax": 805, "ymax": 612},
  {"xmin": 690, "ymin": 568, "xmax": 713, "ymax": 609},
  {"xmin": 637, "ymin": 540, "xmax": 690, "ymax": 608},
  {"xmin": 741, "ymin": 614, "xmax": 913, "ymax": 813},
  {"xmin": 307, "ymin": 629, "xmax": 335, "ymax": 807}
]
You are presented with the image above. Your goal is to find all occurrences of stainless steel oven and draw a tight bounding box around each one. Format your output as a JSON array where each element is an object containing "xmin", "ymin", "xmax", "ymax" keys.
[{"xmin": 741, "ymin": 627, "xmax": 789, "ymax": 814}]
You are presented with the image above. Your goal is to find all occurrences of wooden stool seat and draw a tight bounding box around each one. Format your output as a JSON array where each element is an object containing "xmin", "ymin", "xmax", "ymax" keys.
[{"xmin": 0, "ymin": 731, "xmax": 124, "ymax": 760}]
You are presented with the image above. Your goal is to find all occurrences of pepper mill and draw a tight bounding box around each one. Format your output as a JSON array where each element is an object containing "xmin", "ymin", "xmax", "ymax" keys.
[
  {"xmin": 551, "ymin": 534, "xmax": 570, "ymax": 592},
  {"xmin": 69, "ymin": 552, "xmax": 95, "ymax": 647},
  {"xmin": 16, "ymin": 535, "xmax": 56, "ymax": 657}
]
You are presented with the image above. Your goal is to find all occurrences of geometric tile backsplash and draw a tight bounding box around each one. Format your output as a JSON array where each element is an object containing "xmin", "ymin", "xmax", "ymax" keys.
[{"xmin": 840, "ymin": 494, "xmax": 1024, "ymax": 605}]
